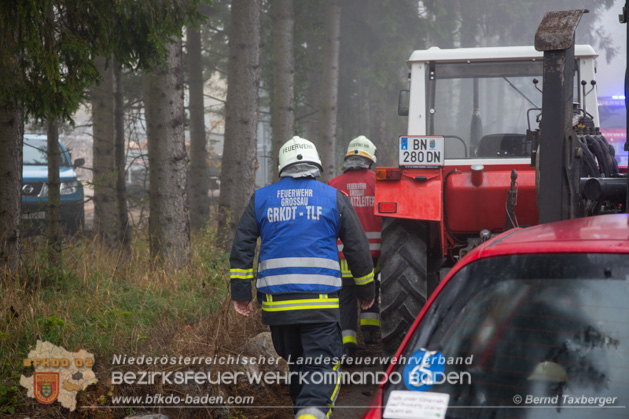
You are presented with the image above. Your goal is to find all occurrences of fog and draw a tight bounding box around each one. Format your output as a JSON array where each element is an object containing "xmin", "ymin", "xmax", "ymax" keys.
[{"xmin": 595, "ymin": 0, "xmax": 626, "ymax": 97}]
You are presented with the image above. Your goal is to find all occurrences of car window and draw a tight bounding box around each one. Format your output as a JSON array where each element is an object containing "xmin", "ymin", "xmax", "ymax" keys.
[
  {"xmin": 23, "ymin": 141, "xmax": 71, "ymax": 166},
  {"xmin": 384, "ymin": 254, "xmax": 629, "ymax": 418}
]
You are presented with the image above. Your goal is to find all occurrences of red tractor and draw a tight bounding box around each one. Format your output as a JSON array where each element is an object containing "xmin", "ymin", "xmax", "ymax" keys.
[{"xmin": 375, "ymin": 10, "xmax": 626, "ymax": 355}]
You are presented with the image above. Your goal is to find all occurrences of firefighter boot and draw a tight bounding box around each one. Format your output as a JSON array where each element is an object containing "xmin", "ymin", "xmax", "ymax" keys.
[{"xmin": 361, "ymin": 326, "xmax": 379, "ymax": 345}]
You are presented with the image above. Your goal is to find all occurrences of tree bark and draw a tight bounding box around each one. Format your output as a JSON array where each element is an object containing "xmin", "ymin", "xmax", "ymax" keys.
[
  {"xmin": 114, "ymin": 60, "xmax": 131, "ymax": 253},
  {"xmin": 318, "ymin": 0, "xmax": 341, "ymax": 182},
  {"xmin": 271, "ymin": 0, "xmax": 295, "ymax": 181},
  {"xmin": 0, "ymin": 103, "xmax": 23, "ymax": 273},
  {"xmin": 46, "ymin": 120, "xmax": 62, "ymax": 267},
  {"xmin": 301, "ymin": 10, "xmax": 323, "ymax": 142},
  {"xmin": 186, "ymin": 25, "xmax": 211, "ymax": 232},
  {"xmin": 217, "ymin": 0, "xmax": 261, "ymax": 251},
  {"xmin": 144, "ymin": 40, "xmax": 191, "ymax": 269},
  {"xmin": 459, "ymin": 0, "xmax": 479, "ymax": 48},
  {"xmin": 91, "ymin": 55, "xmax": 117, "ymax": 245}
]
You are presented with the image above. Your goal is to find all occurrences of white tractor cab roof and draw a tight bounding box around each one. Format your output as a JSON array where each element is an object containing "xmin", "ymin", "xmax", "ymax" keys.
[
  {"xmin": 404, "ymin": 45, "xmax": 600, "ymax": 164},
  {"xmin": 407, "ymin": 45, "xmax": 597, "ymax": 63}
]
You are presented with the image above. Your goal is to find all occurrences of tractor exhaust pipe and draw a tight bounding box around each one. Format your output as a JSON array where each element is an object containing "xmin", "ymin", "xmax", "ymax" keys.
[{"xmin": 535, "ymin": 9, "xmax": 588, "ymax": 223}]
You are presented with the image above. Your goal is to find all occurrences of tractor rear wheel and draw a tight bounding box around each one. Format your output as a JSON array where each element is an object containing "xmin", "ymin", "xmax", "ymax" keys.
[{"xmin": 380, "ymin": 218, "xmax": 428, "ymax": 357}]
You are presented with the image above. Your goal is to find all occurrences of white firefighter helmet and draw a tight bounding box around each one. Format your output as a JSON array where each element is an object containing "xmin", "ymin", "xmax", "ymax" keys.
[
  {"xmin": 346, "ymin": 135, "xmax": 377, "ymax": 163},
  {"xmin": 278, "ymin": 136, "xmax": 322, "ymax": 174}
]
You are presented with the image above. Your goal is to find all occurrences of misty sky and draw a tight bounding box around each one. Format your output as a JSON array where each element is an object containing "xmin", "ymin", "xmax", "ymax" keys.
[{"xmin": 596, "ymin": 0, "xmax": 626, "ymax": 97}]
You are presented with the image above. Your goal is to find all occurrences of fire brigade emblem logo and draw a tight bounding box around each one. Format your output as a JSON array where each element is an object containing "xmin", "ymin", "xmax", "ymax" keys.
[
  {"xmin": 21, "ymin": 341, "xmax": 97, "ymax": 411},
  {"xmin": 429, "ymin": 139, "xmax": 436, "ymax": 149},
  {"xmin": 34, "ymin": 372, "xmax": 60, "ymax": 404}
]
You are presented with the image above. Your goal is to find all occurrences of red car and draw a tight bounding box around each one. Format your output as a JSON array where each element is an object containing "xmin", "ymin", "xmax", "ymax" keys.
[{"xmin": 364, "ymin": 214, "xmax": 629, "ymax": 419}]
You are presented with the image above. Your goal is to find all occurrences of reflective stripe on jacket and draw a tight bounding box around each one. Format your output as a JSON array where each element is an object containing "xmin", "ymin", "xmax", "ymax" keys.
[{"xmin": 338, "ymin": 259, "xmax": 374, "ymax": 285}]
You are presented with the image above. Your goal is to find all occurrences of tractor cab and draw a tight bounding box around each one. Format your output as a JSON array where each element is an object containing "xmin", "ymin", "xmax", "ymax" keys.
[{"xmin": 402, "ymin": 45, "xmax": 599, "ymax": 160}]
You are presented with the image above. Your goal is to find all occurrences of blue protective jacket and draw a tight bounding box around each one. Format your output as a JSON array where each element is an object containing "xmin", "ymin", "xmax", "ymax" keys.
[{"xmin": 230, "ymin": 177, "xmax": 374, "ymax": 325}]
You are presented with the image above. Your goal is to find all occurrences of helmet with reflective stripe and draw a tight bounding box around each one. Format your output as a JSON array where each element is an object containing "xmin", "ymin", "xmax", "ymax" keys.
[
  {"xmin": 278, "ymin": 136, "xmax": 322, "ymax": 174},
  {"xmin": 345, "ymin": 135, "xmax": 377, "ymax": 163}
]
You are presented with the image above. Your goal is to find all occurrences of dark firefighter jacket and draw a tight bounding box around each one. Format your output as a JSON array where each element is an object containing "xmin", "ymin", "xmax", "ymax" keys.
[{"xmin": 230, "ymin": 176, "xmax": 374, "ymax": 325}]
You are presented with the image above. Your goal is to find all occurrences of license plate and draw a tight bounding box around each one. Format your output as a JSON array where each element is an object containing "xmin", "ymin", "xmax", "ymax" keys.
[
  {"xmin": 22, "ymin": 211, "xmax": 45, "ymax": 220},
  {"xmin": 399, "ymin": 136, "xmax": 445, "ymax": 168}
]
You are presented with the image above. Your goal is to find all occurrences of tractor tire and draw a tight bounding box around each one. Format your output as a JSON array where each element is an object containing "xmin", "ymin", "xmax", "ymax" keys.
[{"xmin": 380, "ymin": 218, "xmax": 428, "ymax": 357}]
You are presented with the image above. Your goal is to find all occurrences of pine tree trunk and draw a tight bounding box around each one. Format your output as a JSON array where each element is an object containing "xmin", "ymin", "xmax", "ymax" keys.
[
  {"xmin": 318, "ymin": 0, "xmax": 341, "ymax": 182},
  {"xmin": 430, "ymin": 0, "xmax": 458, "ymax": 48},
  {"xmin": 271, "ymin": 0, "xmax": 295, "ymax": 181},
  {"xmin": 459, "ymin": 0, "xmax": 479, "ymax": 48},
  {"xmin": 91, "ymin": 55, "xmax": 117, "ymax": 245},
  {"xmin": 46, "ymin": 121, "xmax": 62, "ymax": 267},
  {"xmin": 186, "ymin": 26, "xmax": 210, "ymax": 232},
  {"xmin": 217, "ymin": 0, "xmax": 262, "ymax": 251},
  {"xmin": 114, "ymin": 61, "xmax": 131, "ymax": 253},
  {"xmin": 303, "ymin": 20, "xmax": 322, "ymax": 142},
  {"xmin": 144, "ymin": 40, "xmax": 191, "ymax": 269},
  {"xmin": 0, "ymin": 103, "xmax": 23, "ymax": 273}
]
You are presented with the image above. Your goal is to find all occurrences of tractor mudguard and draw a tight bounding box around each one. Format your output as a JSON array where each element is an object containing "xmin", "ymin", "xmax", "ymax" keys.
[{"xmin": 375, "ymin": 168, "xmax": 443, "ymax": 221}]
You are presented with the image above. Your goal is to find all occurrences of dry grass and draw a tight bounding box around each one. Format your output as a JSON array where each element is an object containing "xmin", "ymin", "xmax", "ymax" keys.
[{"xmin": 0, "ymin": 225, "xmax": 292, "ymax": 418}]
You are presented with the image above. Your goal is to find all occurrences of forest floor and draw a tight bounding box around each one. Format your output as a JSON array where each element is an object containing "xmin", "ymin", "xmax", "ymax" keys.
[{"xmin": 335, "ymin": 341, "xmax": 383, "ymax": 418}]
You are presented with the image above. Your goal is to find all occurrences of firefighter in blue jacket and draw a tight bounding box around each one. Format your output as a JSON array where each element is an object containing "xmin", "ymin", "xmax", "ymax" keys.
[{"xmin": 230, "ymin": 136, "xmax": 375, "ymax": 419}]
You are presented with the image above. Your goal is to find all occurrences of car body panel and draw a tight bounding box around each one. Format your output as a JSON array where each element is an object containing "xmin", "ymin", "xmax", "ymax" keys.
[{"xmin": 478, "ymin": 214, "xmax": 629, "ymax": 256}]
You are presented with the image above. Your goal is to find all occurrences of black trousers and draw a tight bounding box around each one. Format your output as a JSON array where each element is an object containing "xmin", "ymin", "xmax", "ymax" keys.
[
  {"xmin": 270, "ymin": 322, "xmax": 343, "ymax": 417},
  {"xmin": 339, "ymin": 277, "xmax": 380, "ymax": 349}
]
